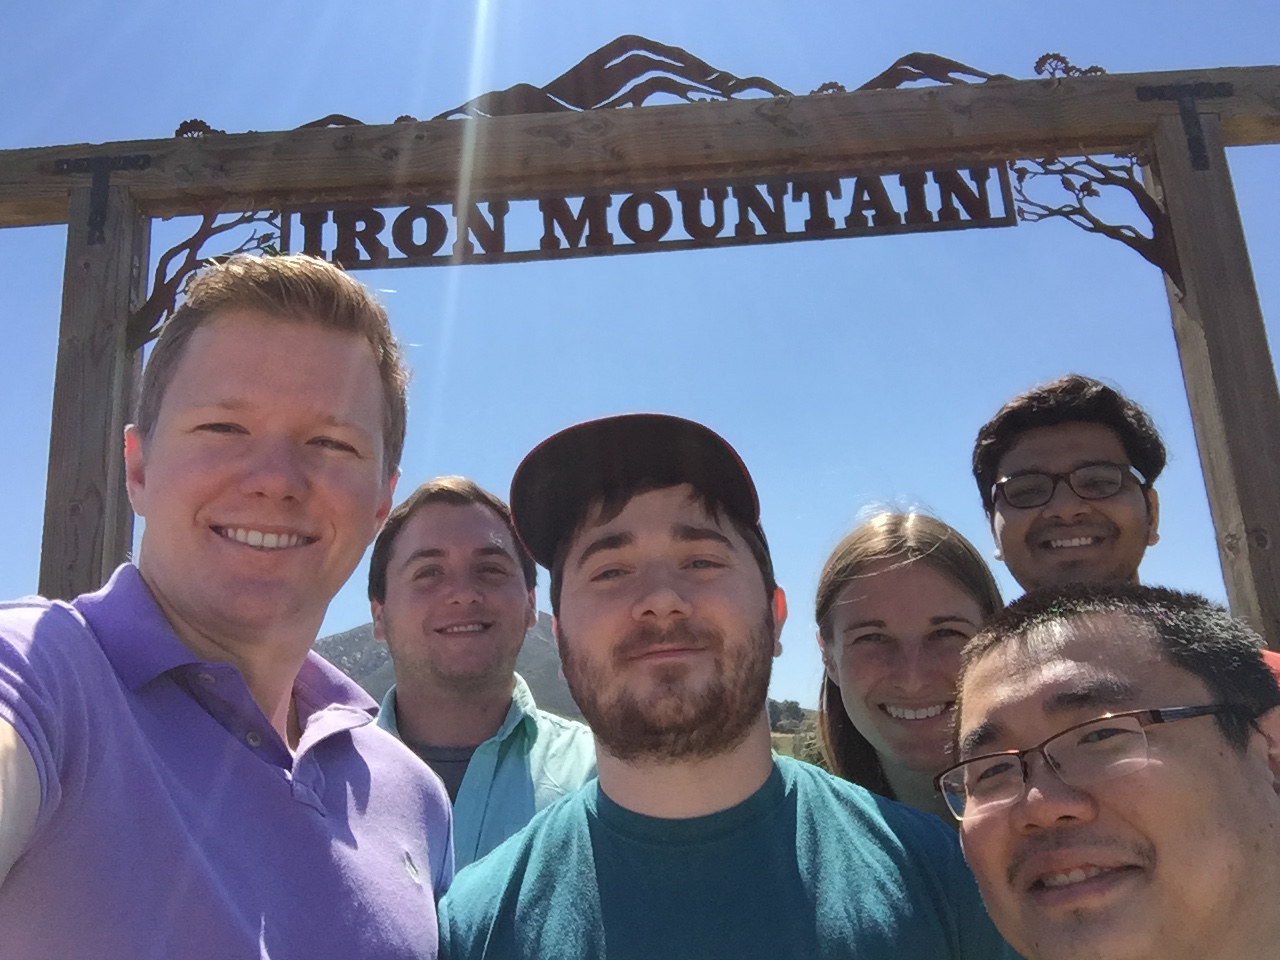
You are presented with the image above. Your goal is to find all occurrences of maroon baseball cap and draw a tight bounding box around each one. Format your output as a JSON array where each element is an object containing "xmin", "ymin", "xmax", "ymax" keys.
[{"xmin": 509, "ymin": 413, "xmax": 762, "ymax": 569}]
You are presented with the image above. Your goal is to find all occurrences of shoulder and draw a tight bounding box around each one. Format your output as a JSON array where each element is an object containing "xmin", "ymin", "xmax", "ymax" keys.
[
  {"xmin": 780, "ymin": 756, "xmax": 967, "ymax": 864},
  {"xmin": 443, "ymin": 786, "xmax": 593, "ymax": 910}
]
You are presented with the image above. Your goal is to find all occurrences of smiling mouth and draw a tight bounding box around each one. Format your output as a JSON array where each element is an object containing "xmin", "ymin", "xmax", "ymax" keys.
[
  {"xmin": 214, "ymin": 526, "xmax": 312, "ymax": 550},
  {"xmin": 1032, "ymin": 863, "xmax": 1139, "ymax": 892},
  {"xmin": 1044, "ymin": 535, "xmax": 1104, "ymax": 549},
  {"xmin": 882, "ymin": 703, "xmax": 951, "ymax": 721},
  {"xmin": 437, "ymin": 622, "xmax": 492, "ymax": 635}
]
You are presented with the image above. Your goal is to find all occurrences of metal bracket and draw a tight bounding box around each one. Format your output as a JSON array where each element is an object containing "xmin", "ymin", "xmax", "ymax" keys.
[
  {"xmin": 1136, "ymin": 82, "xmax": 1234, "ymax": 171},
  {"xmin": 53, "ymin": 154, "xmax": 152, "ymax": 244}
]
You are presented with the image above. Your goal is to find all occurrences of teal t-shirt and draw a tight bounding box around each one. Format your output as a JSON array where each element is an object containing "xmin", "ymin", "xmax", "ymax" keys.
[{"xmin": 439, "ymin": 756, "xmax": 1014, "ymax": 960}]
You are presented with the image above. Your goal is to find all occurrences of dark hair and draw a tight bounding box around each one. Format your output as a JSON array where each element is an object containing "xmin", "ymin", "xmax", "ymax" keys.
[
  {"xmin": 972, "ymin": 374, "xmax": 1166, "ymax": 515},
  {"xmin": 136, "ymin": 254, "xmax": 408, "ymax": 480},
  {"xmin": 547, "ymin": 479, "xmax": 776, "ymax": 618},
  {"xmin": 815, "ymin": 512, "xmax": 1002, "ymax": 793},
  {"xmin": 956, "ymin": 582, "xmax": 1280, "ymax": 753},
  {"xmin": 368, "ymin": 476, "xmax": 537, "ymax": 604}
]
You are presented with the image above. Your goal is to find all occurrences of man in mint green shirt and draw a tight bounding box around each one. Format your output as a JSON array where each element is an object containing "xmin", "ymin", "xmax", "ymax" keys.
[{"xmin": 369, "ymin": 476, "xmax": 596, "ymax": 870}]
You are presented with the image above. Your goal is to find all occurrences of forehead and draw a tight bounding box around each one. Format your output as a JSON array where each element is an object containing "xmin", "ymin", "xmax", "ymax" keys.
[
  {"xmin": 168, "ymin": 309, "xmax": 381, "ymax": 407},
  {"xmin": 393, "ymin": 501, "xmax": 516, "ymax": 560},
  {"xmin": 960, "ymin": 612, "xmax": 1210, "ymax": 740},
  {"xmin": 566, "ymin": 484, "xmax": 738, "ymax": 553},
  {"xmin": 832, "ymin": 558, "xmax": 982, "ymax": 621},
  {"xmin": 998, "ymin": 421, "xmax": 1128, "ymax": 476}
]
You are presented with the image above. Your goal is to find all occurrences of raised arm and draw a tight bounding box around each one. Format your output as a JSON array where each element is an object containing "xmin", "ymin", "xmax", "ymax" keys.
[{"xmin": 0, "ymin": 718, "xmax": 38, "ymax": 884}]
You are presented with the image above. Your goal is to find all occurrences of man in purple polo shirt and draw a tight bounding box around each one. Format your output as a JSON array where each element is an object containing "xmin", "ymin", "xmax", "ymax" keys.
[{"xmin": 0, "ymin": 255, "xmax": 452, "ymax": 959}]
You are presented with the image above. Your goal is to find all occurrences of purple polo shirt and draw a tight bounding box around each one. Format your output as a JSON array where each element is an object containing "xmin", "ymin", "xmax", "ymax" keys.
[{"xmin": 0, "ymin": 564, "xmax": 452, "ymax": 960}]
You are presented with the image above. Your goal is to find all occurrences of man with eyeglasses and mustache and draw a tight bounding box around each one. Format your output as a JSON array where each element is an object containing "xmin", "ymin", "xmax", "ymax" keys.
[
  {"xmin": 972, "ymin": 374, "xmax": 1280, "ymax": 679},
  {"xmin": 437, "ymin": 414, "xmax": 1015, "ymax": 960},
  {"xmin": 972, "ymin": 375, "xmax": 1164, "ymax": 593},
  {"xmin": 940, "ymin": 582, "xmax": 1280, "ymax": 960}
]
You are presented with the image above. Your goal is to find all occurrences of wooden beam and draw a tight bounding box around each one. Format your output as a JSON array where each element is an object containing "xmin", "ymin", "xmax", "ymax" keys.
[
  {"xmin": 1150, "ymin": 113, "xmax": 1280, "ymax": 645},
  {"xmin": 1, "ymin": 65, "xmax": 1277, "ymax": 228},
  {"xmin": 39, "ymin": 185, "xmax": 147, "ymax": 600}
]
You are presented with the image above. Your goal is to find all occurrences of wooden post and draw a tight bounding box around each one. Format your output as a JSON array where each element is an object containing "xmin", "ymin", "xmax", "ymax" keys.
[
  {"xmin": 38, "ymin": 185, "xmax": 148, "ymax": 600},
  {"xmin": 1150, "ymin": 113, "xmax": 1280, "ymax": 645}
]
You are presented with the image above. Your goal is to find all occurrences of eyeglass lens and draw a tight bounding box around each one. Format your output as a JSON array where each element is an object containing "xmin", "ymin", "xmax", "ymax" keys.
[
  {"xmin": 941, "ymin": 715, "xmax": 1150, "ymax": 819},
  {"xmin": 1000, "ymin": 463, "xmax": 1126, "ymax": 509}
]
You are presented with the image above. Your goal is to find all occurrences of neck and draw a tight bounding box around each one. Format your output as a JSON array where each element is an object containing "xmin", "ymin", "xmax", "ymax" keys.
[
  {"xmin": 595, "ymin": 712, "xmax": 775, "ymax": 818},
  {"xmin": 141, "ymin": 573, "xmax": 314, "ymax": 748},
  {"xmin": 393, "ymin": 675, "xmax": 516, "ymax": 748},
  {"xmin": 880, "ymin": 754, "xmax": 954, "ymax": 823}
]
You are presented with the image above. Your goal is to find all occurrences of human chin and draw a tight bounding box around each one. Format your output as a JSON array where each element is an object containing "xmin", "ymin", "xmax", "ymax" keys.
[{"xmin": 560, "ymin": 619, "xmax": 772, "ymax": 762}]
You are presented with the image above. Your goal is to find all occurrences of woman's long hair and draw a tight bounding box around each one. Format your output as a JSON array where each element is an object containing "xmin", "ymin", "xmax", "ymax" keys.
[{"xmin": 815, "ymin": 512, "xmax": 1002, "ymax": 795}]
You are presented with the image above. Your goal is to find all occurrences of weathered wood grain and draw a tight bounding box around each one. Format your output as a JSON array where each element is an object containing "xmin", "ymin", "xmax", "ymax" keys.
[
  {"xmin": 1, "ymin": 65, "xmax": 1277, "ymax": 228},
  {"xmin": 38, "ymin": 186, "xmax": 147, "ymax": 599},
  {"xmin": 1152, "ymin": 113, "xmax": 1280, "ymax": 646}
]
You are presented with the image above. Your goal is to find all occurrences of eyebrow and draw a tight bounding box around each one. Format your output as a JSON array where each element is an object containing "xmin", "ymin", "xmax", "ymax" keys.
[
  {"xmin": 672, "ymin": 523, "xmax": 734, "ymax": 549},
  {"xmin": 840, "ymin": 614, "xmax": 977, "ymax": 632},
  {"xmin": 959, "ymin": 676, "xmax": 1140, "ymax": 757},
  {"xmin": 574, "ymin": 532, "xmax": 634, "ymax": 570}
]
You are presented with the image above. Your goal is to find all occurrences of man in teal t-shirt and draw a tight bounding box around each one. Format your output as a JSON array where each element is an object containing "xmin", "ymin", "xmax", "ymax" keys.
[
  {"xmin": 369, "ymin": 476, "xmax": 596, "ymax": 870},
  {"xmin": 438, "ymin": 414, "xmax": 1014, "ymax": 959}
]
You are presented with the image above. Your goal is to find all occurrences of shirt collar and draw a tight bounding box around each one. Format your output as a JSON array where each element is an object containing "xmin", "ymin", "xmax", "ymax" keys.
[
  {"xmin": 75, "ymin": 564, "xmax": 377, "ymax": 718},
  {"xmin": 378, "ymin": 673, "xmax": 540, "ymax": 742}
]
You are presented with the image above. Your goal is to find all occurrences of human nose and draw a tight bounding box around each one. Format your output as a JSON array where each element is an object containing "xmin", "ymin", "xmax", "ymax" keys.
[
  {"xmin": 630, "ymin": 568, "xmax": 693, "ymax": 622},
  {"xmin": 1041, "ymin": 476, "xmax": 1091, "ymax": 520},
  {"xmin": 1014, "ymin": 750, "xmax": 1095, "ymax": 831},
  {"xmin": 890, "ymin": 643, "xmax": 931, "ymax": 693},
  {"xmin": 241, "ymin": 436, "xmax": 308, "ymax": 500},
  {"xmin": 443, "ymin": 573, "xmax": 484, "ymax": 605}
]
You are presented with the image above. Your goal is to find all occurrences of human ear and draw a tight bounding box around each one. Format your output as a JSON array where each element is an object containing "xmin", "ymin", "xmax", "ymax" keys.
[
  {"xmin": 1145, "ymin": 488, "xmax": 1160, "ymax": 546},
  {"xmin": 817, "ymin": 630, "xmax": 838, "ymax": 683},
  {"xmin": 1252, "ymin": 704, "xmax": 1280, "ymax": 794},
  {"xmin": 771, "ymin": 588, "xmax": 788, "ymax": 657},
  {"xmin": 123, "ymin": 425, "xmax": 147, "ymax": 515}
]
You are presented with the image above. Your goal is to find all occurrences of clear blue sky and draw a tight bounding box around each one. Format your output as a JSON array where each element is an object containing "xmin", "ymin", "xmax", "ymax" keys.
[{"xmin": 1, "ymin": 1, "xmax": 1276, "ymax": 706}]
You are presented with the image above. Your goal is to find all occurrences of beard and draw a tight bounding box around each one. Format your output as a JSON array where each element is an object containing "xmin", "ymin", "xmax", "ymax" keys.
[{"xmin": 557, "ymin": 611, "xmax": 774, "ymax": 763}]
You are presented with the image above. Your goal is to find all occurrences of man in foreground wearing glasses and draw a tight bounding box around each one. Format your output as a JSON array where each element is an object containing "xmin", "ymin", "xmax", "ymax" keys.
[
  {"xmin": 939, "ymin": 581, "xmax": 1280, "ymax": 960},
  {"xmin": 972, "ymin": 375, "xmax": 1163, "ymax": 592}
]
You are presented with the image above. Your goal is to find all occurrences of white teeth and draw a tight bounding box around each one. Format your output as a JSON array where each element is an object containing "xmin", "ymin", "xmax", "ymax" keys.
[
  {"xmin": 1041, "ymin": 865, "xmax": 1106, "ymax": 888},
  {"xmin": 441, "ymin": 623, "xmax": 486, "ymax": 634},
  {"xmin": 1048, "ymin": 536, "xmax": 1099, "ymax": 549},
  {"xmin": 884, "ymin": 703, "xmax": 949, "ymax": 721},
  {"xmin": 221, "ymin": 527, "xmax": 303, "ymax": 550}
]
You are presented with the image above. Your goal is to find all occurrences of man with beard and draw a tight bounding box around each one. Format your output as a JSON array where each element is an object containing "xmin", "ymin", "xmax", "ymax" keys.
[{"xmin": 437, "ymin": 414, "xmax": 1013, "ymax": 960}]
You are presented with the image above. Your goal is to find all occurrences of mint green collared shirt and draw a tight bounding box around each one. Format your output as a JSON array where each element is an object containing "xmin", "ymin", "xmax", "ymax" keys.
[{"xmin": 378, "ymin": 674, "xmax": 597, "ymax": 870}]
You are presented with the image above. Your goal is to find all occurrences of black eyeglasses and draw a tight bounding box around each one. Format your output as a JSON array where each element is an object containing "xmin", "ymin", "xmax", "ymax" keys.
[
  {"xmin": 934, "ymin": 704, "xmax": 1249, "ymax": 822},
  {"xmin": 991, "ymin": 462, "xmax": 1147, "ymax": 510}
]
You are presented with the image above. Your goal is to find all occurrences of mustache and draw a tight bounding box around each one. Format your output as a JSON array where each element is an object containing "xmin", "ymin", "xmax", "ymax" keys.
[
  {"xmin": 613, "ymin": 621, "xmax": 723, "ymax": 661},
  {"xmin": 1005, "ymin": 830, "xmax": 1156, "ymax": 887}
]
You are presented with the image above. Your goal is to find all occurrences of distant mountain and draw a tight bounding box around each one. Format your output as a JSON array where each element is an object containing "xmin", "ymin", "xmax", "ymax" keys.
[{"xmin": 315, "ymin": 612, "xmax": 584, "ymax": 721}]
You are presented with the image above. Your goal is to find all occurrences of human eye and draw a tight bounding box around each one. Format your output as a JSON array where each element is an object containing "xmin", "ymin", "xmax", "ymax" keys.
[
  {"xmin": 310, "ymin": 435, "xmax": 359, "ymax": 454},
  {"xmin": 929, "ymin": 626, "xmax": 974, "ymax": 643},
  {"xmin": 194, "ymin": 421, "xmax": 246, "ymax": 436},
  {"xmin": 846, "ymin": 631, "xmax": 888, "ymax": 646},
  {"xmin": 1073, "ymin": 721, "xmax": 1141, "ymax": 749},
  {"xmin": 1073, "ymin": 465, "xmax": 1123, "ymax": 497},
  {"xmin": 686, "ymin": 556, "xmax": 728, "ymax": 571},
  {"xmin": 589, "ymin": 566, "xmax": 628, "ymax": 583},
  {"xmin": 967, "ymin": 757, "xmax": 1021, "ymax": 796},
  {"xmin": 477, "ymin": 562, "xmax": 513, "ymax": 580},
  {"xmin": 1002, "ymin": 474, "xmax": 1052, "ymax": 508},
  {"xmin": 411, "ymin": 565, "xmax": 443, "ymax": 581}
]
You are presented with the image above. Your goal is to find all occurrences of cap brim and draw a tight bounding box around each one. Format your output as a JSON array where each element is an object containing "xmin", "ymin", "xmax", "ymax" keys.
[{"xmin": 510, "ymin": 414, "xmax": 759, "ymax": 569}]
